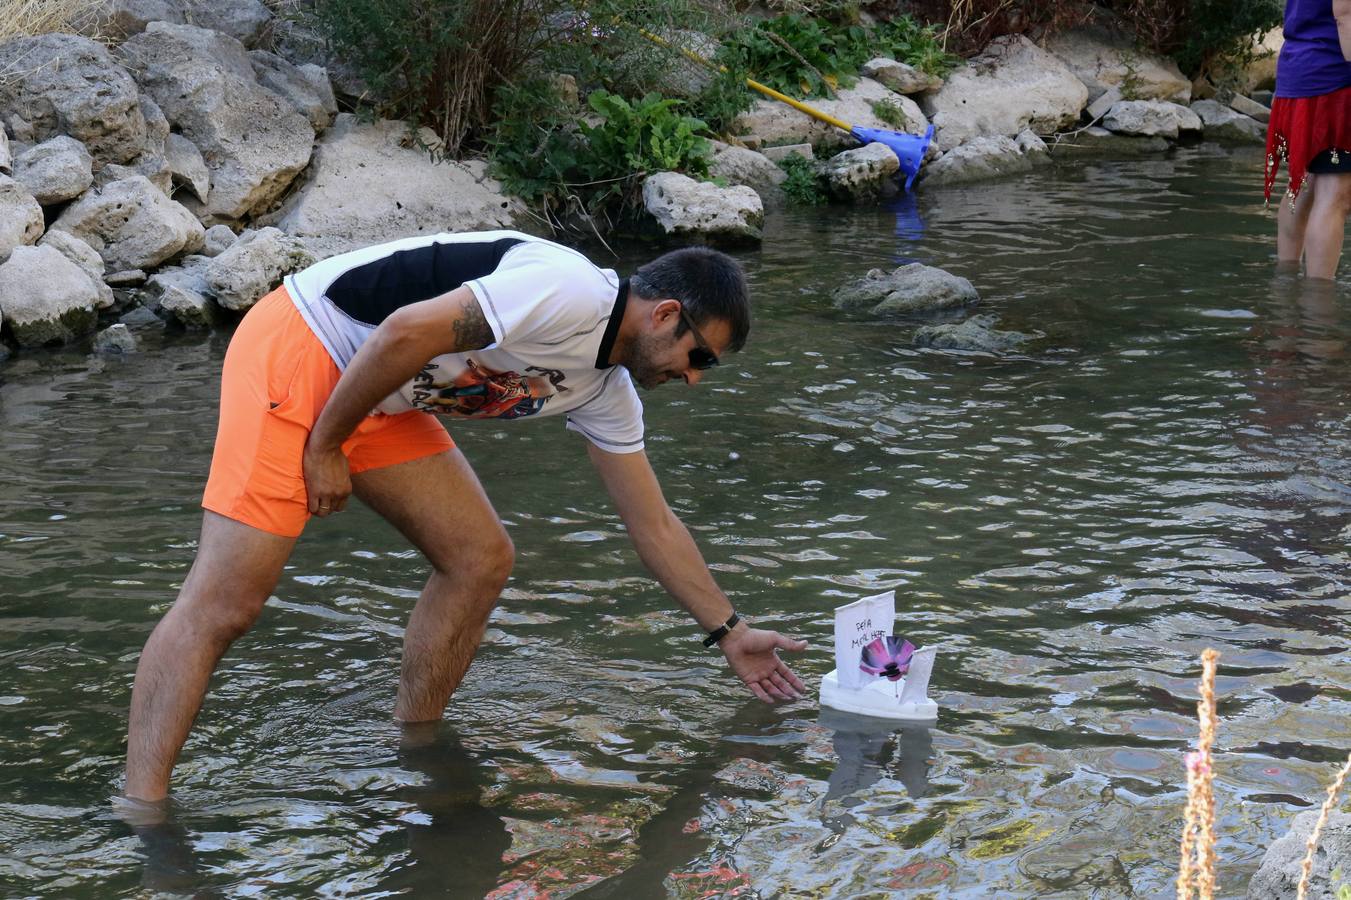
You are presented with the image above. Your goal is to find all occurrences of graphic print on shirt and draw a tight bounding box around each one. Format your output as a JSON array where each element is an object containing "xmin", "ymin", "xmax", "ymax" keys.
[{"xmin": 410, "ymin": 358, "xmax": 568, "ymax": 419}]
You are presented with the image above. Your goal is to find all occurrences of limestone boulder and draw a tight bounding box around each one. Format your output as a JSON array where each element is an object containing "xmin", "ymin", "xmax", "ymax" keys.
[
  {"xmin": 0, "ymin": 244, "xmax": 101, "ymax": 346},
  {"xmin": 0, "ymin": 175, "xmax": 45, "ymax": 263},
  {"xmin": 202, "ymin": 224, "xmax": 237, "ymax": 257},
  {"xmin": 1103, "ymin": 100, "xmax": 1202, "ymax": 139},
  {"xmin": 0, "ymin": 34, "xmax": 148, "ymax": 167},
  {"xmin": 205, "ymin": 227, "xmax": 315, "ymax": 311},
  {"xmin": 93, "ymin": 323, "xmax": 138, "ymax": 353},
  {"xmin": 914, "ymin": 314, "xmax": 1032, "ymax": 352},
  {"xmin": 1247, "ymin": 811, "xmax": 1351, "ymax": 899},
  {"xmin": 920, "ymin": 135, "xmax": 1034, "ymax": 187},
  {"xmin": 1190, "ymin": 100, "xmax": 1264, "ymax": 144},
  {"xmin": 822, "ymin": 142, "xmax": 900, "ymax": 200},
  {"xmin": 105, "ymin": 0, "xmax": 273, "ymax": 48},
  {"xmin": 833, "ymin": 264, "xmax": 979, "ymax": 316},
  {"xmin": 95, "ymin": 154, "xmax": 174, "ymax": 196},
  {"xmin": 50, "ymin": 175, "xmax": 205, "ymax": 272},
  {"xmin": 733, "ymin": 77, "xmax": 928, "ymax": 153},
  {"xmin": 164, "ymin": 133, "xmax": 210, "ymax": 203},
  {"xmin": 641, "ymin": 173, "xmax": 763, "ymax": 245},
  {"xmin": 709, "ymin": 142, "xmax": 786, "ymax": 199},
  {"xmin": 39, "ymin": 230, "xmax": 114, "ymax": 309},
  {"xmin": 273, "ymin": 114, "xmax": 524, "ymax": 258},
  {"xmin": 1228, "ymin": 93, "xmax": 1271, "ymax": 124},
  {"xmin": 861, "ymin": 58, "xmax": 943, "ymax": 95},
  {"xmin": 13, "ymin": 136, "xmax": 94, "ymax": 204},
  {"xmin": 1045, "ymin": 25, "xmax": 1190, "ymax": 103},
  {"xmin": 119, "ymin": 22, "xmax": 315, "ymax": 222},
  {"xmin": 250, "ymin": 50, "xmax": 337, "ymax": 132},
  {"xmin": 920, "ymin": 35, "xmax": 1088, "ymax": 147},
  {"xmin": 144, "ymin": 257, "xmax": 219, "ymax": 329}
]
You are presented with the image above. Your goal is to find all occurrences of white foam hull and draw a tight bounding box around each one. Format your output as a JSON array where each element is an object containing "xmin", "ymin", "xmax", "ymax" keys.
[{"xmin": 819, "ymin": 668, "xmax": 938, "ymax": 722}]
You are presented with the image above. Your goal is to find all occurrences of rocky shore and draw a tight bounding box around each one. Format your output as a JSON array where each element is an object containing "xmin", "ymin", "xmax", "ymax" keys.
[{"xmin": 0, "ymin": 1, "xmax": 1273, "ymax": 358}]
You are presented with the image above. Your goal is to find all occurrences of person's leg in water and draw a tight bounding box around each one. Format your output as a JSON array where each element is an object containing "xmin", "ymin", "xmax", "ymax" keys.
[
  {"xmin": 1277, "ymin": 175, "xmax": 1318, "ymax": 272},
  {"xmin": 125, "ymin": 513, "xmax": 295, "ymax": 801},
  {"xmin": 1304, "ymin": 170, "xmax": 1351, "ymax": 279},
  {"xmin": 350, "ymin": 448, "xmax": 514, "ymax": 722}
]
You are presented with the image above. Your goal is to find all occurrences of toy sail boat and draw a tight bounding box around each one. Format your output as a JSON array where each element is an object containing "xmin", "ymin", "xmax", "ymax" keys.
[{"xmin": 818, "ymin": 590, "xmax": 938, "ymax": 722}]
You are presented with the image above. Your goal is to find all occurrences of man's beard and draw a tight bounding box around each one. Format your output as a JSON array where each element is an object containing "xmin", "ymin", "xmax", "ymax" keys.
[{"xmin": 624, "ymin": 330, "xmax": 677, "ymax": 390}]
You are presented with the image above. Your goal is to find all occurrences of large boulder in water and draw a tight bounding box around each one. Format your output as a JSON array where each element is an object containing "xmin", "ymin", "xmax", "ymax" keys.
[
  {"xmin": 914, "ymin": 314, "xmax": 1032, "ymax": 352},
  {"xmin": 1247, "ymin": 810, "xmax": 1351, "ymax": 899},
  {"xmin": 641, "ymin": 172, "xmax": 763, "ymax": 245},
  {"xmin": 822, "ymin": 142, "xmax": 900, "ymax": 200},
  {"xmin": 273, "ymin": 114, "xmax": 523, "ymax": 258},
  {"xmin": 833, "ymin": 264, "xmax": 979, "ymax": 316},
  {"xmin": 1102, "ymin": 100, "xmax": 1202, "ymax": 139},
  {"xmin": 0, "ymin": 244, "xmax": 102, "ymax": 346},
  {"xmin": 919, "ymin": 35, "xmax": 1087, "ymax": 147},
  {"xmin": 1190, "ymin": 100, "xmax": 1264, "ymax": 144},
  {"xmin": 920, "ymin": 132, "xmax": 1048, "ymax": 187}
]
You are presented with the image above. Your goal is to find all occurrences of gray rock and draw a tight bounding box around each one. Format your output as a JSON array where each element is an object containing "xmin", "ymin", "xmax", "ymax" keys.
[
  {"xmin": 1086, "ymin": 87, "xmax": 1123, "ymax": 122},
  {"xmin": 204, "ymin": 227, "xmax": 314, "ymax": 311},
  {"xmin": 920, "ymin": 35, "xmax": 1088, "ymax": 147},
  {"xmin": 139, "ymin": 95, "xmax": 171, "ymax": 149},
  {"xmin": 914, "ymin": 314, "xmax": 1031, "ymax": 352},
  {"xmin": 163, "ymin": 133, "xmax": 210, "ymax": 203},
  {"xmin": 1044, "ymin": 25, "xmax": 1190, "ymax": 103},
  {"xmin": 641, "ymin": 173, "xmax": 763, "ymax": 245},
  {"xmin": 833, "ymin": 264, "xmax": 979, "ymax": 316},
  {"xmin": 93, "ymin": 323, "xmax": 138, "ymax": 353},
  {"xmin": 1015, "ymin": 129, "xmax": 1051, "ymax": 165},
  {"xmin": 1046, "ymin": 126, "xmax": 1170, "ymax": 157},
  {"xmin": 107, "ymin": 0, "xmax": 273, "ymax": 48},
  {"xmin": 95, "ymin": 154, "xmax": 174, "ymax": 196},
  {"xmin": 709, "ymin": 142, "xmax": 786, "ymax": 198},
  {"xmin": 38, "ymin": 230, "xmax": 114, "ymax": 309},
  {"xmin": 13, "ymin": 136, "xmax": 95, "ymax": 204},
  {"xmin": 1191, "ymin": 100, "xmax": 1265, "ymax": 143},
  {"xmin": 145, "ymin": 257, "xmax": 219, "ymax": 329},
  {"xmin": 920, "ymin": 135, "xmax": 1033, "ymax": 187},
  {"xmin": 0, "ymin": 34, "xmax": 148, "ymax": 167},
  {"xmin": 249, "ymin": 50, "xmax": 338, "ymax": 132},
  {"xmin": 119, "ymin": 22, "xmax": 315, "ymax": 222},
  {"xmin": 0, "ymin": 175, "xmax": 44, "ymax": 263},
  {"xmin": 106, "ymin": 269, "xmax": 148, "ymax": 285},
  {"xmin": 761, "ymin": 144, "xmax": 814, "ymax": 163},
  {"xmin": 822, "ymin": 142, "xmax": 900, "ymax": 200},
  {"xmin": 1247, "ymin": 810, "xmax": 1351, "ymax": 899},
  {"xmin": 0, "ymin": 129, "xmax": 10, "ymax": 176},
  {"xmin": 1227, "ymin": 92, "xmax": 1271, "ymax": 124},
  {"xmin": 273, "ymin": 114, "xmax": 523, "ymax": 258},
  {"xmin": 50, "ymin": 175, "xmax": 206, "ymax": 272},
  {"xmin": 861, "ymin": 57, "xmax": 943, "ymax": 95},
  {"xmin": 202, "ymin": 224, "xmax": 237, "ymax": 257},
  {"xmin": 119, "ymin": 304, "xmax": 166, "ymax": 332},
  {"xmin": 0, "ymin": 244, "xmax": 101, "ymax": 346},
  {"xmin": 1103, "ymin": 100, "xmax": 1202, "ymax": 139},
  {"xmin": 734, "ymin": 77, "xmax": 928, "ymax": 153},
  {"xmin": 5, "ymin": 113, "xmax": 35, "ymax": 144}
]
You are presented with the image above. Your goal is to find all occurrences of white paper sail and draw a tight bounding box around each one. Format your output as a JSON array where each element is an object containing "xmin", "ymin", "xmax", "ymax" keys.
[
  {"xmin": 897, "ymin": 647, "xmax": 936, "ymax": 705},
  {"xmin": 832, "ymin": 590, "xmax": 894, "ymax": 691}
]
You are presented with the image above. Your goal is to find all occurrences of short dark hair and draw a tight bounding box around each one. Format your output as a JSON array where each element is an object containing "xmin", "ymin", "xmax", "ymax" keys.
[{"xmin": 630, "ymin": 247, "xmax": 750, "ymax": 353}]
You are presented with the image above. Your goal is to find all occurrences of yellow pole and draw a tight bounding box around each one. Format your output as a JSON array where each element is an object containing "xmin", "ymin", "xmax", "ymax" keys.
[{"xmin": 637, "ymin": 27, "xmax": 855, "ymax": 134}]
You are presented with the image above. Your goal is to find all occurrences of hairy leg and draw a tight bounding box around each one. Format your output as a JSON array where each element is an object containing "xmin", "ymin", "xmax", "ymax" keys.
[
  {"xmin": 125, "ymin": 512, "xmax": 295, "ymax": 801},
  {"xmin": 1304, "ymin": 172, "xmax": 1351, "ymax": 280},
  {"xmin": 1277, "ymin": 177, "xmax": 1318, "ymax": 270},
  {"xmin": 352, "ymin": 449, "xmax": 513, "ymax": 722}
]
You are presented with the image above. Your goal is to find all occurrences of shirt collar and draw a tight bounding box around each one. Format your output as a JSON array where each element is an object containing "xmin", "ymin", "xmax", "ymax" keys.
[{"xmin": 594, "ymin": 278, "xmax": 628, "ymax": 369}]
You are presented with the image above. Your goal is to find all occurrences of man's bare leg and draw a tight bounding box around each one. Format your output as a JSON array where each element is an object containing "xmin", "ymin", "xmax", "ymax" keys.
[
  {"xmin": 1277, "ymin": 177, "xmax": 1318, "ymax": 271},
  {"xmin": 125, "ymin": 512, "xmax": 295, "ymax": 801},
  {"xmin": 352, "ymin": 449, "xmax": 513, "ymax": 722},
  {"xmin": 1304, "ymin": 172, "xmax": 1351, "ymax": 280}
]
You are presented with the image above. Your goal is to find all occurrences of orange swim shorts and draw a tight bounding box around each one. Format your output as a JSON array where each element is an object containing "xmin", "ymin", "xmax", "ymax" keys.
[{"xmin": 202, "ymin": 285, "xmax": 455, "ymax": 537}]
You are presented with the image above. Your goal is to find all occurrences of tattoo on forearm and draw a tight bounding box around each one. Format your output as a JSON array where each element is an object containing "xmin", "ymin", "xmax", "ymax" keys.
[{"xmin": 452, "ymin": 300, "xmax": 494, "ymax": 351}]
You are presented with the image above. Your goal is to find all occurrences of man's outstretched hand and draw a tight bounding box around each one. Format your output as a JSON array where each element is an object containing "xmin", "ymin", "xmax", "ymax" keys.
[{"xmin": 720, "ymin": 627, "xmax": 808, "ymax": 703}]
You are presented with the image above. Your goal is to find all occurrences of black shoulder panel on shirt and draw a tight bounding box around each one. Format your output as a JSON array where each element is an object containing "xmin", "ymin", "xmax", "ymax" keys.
[{"xmin": 325, "ymin": 237, "xmax": 526, "ymax": 326}]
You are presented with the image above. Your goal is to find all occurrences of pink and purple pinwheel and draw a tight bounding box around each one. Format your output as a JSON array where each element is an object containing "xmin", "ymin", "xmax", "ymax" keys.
[{"xmin": 860, "ymin": 636, "xmax": 915, "ymax": 681}]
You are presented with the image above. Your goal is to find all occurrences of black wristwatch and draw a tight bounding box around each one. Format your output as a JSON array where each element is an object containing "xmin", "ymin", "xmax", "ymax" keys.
[{"xmin": 702, "ymin": 612, "xmax": 741, "ymax": 647}]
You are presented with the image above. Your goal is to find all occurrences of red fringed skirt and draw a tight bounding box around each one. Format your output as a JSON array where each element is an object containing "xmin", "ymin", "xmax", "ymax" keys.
[{"xmin": 1265, "ymin": 84, "xmax": 1351, "ymax": 202}]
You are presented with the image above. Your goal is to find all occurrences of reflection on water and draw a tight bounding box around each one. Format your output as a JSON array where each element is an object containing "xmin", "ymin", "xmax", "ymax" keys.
[{"xmin": 2, "ymin": 145, "xmax": 1350, "ymax": 897}]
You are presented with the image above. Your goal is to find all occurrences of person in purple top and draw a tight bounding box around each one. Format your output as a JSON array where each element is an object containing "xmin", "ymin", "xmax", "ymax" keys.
[{"xmin": 1266, "ymin": 0, "xmax": 1351, "ymax": 278}]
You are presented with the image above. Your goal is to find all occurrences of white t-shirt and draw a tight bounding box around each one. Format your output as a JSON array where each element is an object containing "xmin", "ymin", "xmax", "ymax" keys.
[{"xmin": 282, "ymin": 231, "xmax": 645, "ymax": 454}]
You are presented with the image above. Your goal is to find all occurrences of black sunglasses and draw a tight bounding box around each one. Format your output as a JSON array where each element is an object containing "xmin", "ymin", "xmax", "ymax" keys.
[{"xmin": 677, "ymin": 305, "xmax": 720, "ymax": 370}]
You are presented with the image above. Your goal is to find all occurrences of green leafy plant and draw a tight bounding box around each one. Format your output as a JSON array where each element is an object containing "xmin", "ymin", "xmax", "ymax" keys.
[
  {"xmin": 777, "ymin": 153, "xmax": 826, "ymax": 205},
  {"xmin": 870, "ymin": 98, "xmax": 912, "ymax": 130}
]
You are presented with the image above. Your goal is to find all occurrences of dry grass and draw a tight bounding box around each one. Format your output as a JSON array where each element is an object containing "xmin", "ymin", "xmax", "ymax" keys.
[
  {"xmin": 1177, "ymin": 648, "xmax": 1220, "ymax": 900},
  {"xmin": 0, "ymin": 0, "xmax": 107, "ymax": 43}
]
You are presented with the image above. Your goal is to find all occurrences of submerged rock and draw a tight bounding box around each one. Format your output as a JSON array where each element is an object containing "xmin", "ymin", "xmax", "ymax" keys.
[
  {"xmin": 1047, "ymin": 126, "xmax": 1171, "ymax": 158},
  {"xmin": 822, "ymin": 142, "xmax": 900, "ymax": 200},
  {"xmin": 921, "ymin": 134, "xmax": 1037, "ymax": 187},
  {"xmin": 914, "ymin": 314, "xmax": 1032, "ymax": 352},
  {"xmin": 641, "ymin": 172, "xmax": 763, "ymax": 244},
  {"xmin": 1248, "ymin": 810, "xmax": 1351, "ymax": 899},
  {"xmin": 833, "ymin": 264, "xmax": 979, "ymax": 316},
  {"xmin": 93, "ymin": 323, "xmax": 138, "ymax": 354}
]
